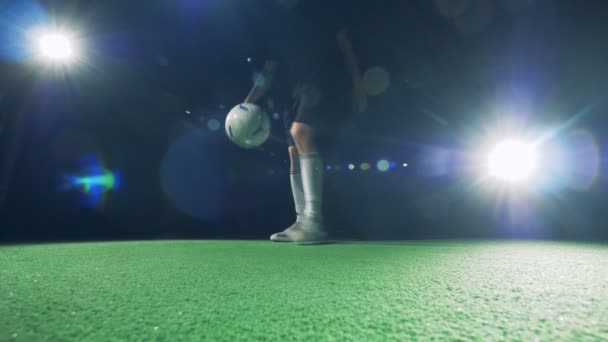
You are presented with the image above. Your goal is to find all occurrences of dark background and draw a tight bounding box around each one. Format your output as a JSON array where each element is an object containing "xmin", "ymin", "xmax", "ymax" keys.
[{"xmin": 1, "ymin": 0, "xmax": 607, "ymax": 243}]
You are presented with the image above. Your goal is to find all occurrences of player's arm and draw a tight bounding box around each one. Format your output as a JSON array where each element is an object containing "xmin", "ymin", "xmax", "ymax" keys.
[
  {"xmin": 244, "ymin": 60, "xmax": 277, "ymax": 104},
  {"xmin": 336, "ymin": 29, "xmax": 367, "ymax": 113}
]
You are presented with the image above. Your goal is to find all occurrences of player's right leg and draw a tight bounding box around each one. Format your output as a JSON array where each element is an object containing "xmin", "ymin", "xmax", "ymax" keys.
[
  {"xmin": 290, "ymin": 122, "xmax": 326, "ymax": 240},
  {"xmin": 270, "ymin": 83, "xmax": 327, "ymax": 243}
]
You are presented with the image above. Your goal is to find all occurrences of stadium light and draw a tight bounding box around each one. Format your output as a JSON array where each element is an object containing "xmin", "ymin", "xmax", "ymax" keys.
[
  {"xmin": 487, "ymin": 139, "xmax": 538, "ymax": 183},
  {"xmin": 29, "ymin": 28, "xmax": 78, "ymax": 63}
]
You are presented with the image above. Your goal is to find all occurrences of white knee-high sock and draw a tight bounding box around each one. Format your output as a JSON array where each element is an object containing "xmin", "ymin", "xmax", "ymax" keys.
[
  {"xmin": 290, "ymin": 170, "xmax": 305, "ymax": 223},
  {"xmin": 299, "ymin": 152, "xmax": 323, "ymax": 224}
]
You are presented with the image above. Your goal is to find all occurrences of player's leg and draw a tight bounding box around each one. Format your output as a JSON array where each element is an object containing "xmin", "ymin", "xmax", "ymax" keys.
[
  {"xmin": 290, "ymin": 121, "xmax": 324, "ymax": 230},
  {"xmin": 269, "ymin": 145, "xmax": 305, "ymax": 242},
  {"xmin": 269, "ymin": 104, "xmax": 307, "ymax": 241},
  {"xmin": 287, "ymin": 146, "xmax": 304, "ymax": 227},
  {"xmin": 290, "ymin": 122, "xmax": 318, "ymax": 154},
  {"xmin": 286, "ymin": 83, "xmax": 327, "ymax": 242},
  {"xmin": 270, "ymin": 83, "xmax": 327, "ymax": 242}
]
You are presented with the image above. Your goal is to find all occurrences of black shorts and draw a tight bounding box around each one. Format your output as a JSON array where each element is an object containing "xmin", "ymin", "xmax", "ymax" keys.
[{"xmin": 283, "ymin": 83, "xmax": 324, "ymax": 147}]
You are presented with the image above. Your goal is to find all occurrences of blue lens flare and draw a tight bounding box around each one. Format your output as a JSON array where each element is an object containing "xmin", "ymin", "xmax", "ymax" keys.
[{"xmin": 62, "ymin": 156, "xmax": 119, "ymax": 207}]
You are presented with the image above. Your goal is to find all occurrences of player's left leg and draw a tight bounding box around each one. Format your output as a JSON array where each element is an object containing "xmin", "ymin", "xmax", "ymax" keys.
[{"xmin": 270, "ymin": 145, "xmax": 306, "ymax": 242}]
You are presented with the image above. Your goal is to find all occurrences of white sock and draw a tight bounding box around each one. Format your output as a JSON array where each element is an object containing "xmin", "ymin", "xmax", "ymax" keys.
[
  {"xmin": 290, "ymin": 170, "xmax": 305, "ymax": 223},
  {"xmin": 299, "ymin": 152, "xmax": 323, "ymax": 225}
]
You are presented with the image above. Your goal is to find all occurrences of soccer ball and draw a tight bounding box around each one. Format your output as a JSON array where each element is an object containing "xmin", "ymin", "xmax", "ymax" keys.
[{"xmin": 225, "ymin": 103, "xmax": 271, "ymax": 148}]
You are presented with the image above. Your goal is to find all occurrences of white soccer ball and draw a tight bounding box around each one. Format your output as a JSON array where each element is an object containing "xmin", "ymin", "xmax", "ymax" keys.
[{"xmin": 225, "ymin": 103, "xmax": 271, "ymax": 148}]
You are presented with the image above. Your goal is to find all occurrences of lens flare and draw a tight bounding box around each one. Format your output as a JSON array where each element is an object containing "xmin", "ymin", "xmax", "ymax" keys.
[
  {"xmin": 72, "ymin": 173, "xmax": 115, "ymax": 193},
  {"xmin": 62, "ymin": 156, "xmax": 119, "ymax": 207},
  {"xmin": 161, "ymin": 130, "xmax": 226, "ymax": 221}
]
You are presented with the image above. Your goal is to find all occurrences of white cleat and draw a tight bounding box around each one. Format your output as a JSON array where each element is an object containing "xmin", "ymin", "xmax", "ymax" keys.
[
  {"xmin": 270, "ymin": 223, "xmax": 300, "ymax": 242},
  {"xmin": 270, "ymin": 222, "xmax": 327, "ymax": 243}
]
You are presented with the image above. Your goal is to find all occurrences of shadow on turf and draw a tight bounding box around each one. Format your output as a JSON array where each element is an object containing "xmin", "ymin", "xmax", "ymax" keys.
[
  {"xmin": 297, "ymin": 241, "xmax": 459, "ymax": 246},
  {"xmin": 297, "ymin": 240, "xmax": 341, "ymax": 246},
  {"xmin": 298, "ymin": 240, "xmax": 475, "ymax": 246}
]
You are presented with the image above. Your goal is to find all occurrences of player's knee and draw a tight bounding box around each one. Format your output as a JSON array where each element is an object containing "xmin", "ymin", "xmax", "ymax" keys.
[{"xmin": 290, "ymin": 123, "xmax": 313, "ymax": 143}]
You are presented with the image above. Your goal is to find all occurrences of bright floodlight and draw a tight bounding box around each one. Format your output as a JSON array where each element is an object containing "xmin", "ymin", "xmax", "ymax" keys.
[
  {"xmin": 487, "ymin": 140, "xmax": 538, "ymax": 183},
  {"xmin": 37, "ymin": 31, "xmax": 75, "ymax": 62}
]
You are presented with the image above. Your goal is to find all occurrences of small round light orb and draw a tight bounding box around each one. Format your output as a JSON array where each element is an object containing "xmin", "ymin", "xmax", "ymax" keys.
[
  {"xmin": 403, "ymin": 163, "xmax": 408, "ymax": 167},
  {"xmin": 376, "ymin": 159, "xmax": 390, "ymax": 172},
  {"xmin": 360, "ymin": 163, "xmax": 371, "ymax": 171},
  {"xmin": 348, "ymin": 164, "xmax": 355, "ymax": 170},
  {"xmin": 207, "ymin": 118, "xmax": 220, "ymax": 131},
  {"xmin": 487, "ymin": 140, "xmax": 538, "ymax": 183},
  {"xmin": 361, "ymin": 66, "xmax": 391, "ymax": 96}
]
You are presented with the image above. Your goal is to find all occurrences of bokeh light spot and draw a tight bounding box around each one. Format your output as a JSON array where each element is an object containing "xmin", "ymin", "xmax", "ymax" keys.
[
  {"xmin": 207, "ymin": 118, "xmax": 220, "ymax": 131},
  {"xmin": 361, "ymin": 66, "xmax": 391, "ymax": 96},
  {"xmin": 376, "ymin": 159, "xmax": 390, "ymax": 172}
]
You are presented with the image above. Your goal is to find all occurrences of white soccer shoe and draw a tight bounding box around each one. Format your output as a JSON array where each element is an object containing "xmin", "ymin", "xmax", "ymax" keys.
[{"xmin": 270, "ymin": 222, "xmax": 327, "ymax": 243}]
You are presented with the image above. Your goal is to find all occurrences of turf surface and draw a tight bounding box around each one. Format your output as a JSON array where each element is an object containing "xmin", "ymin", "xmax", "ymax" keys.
[{"xmin": 1, "ymin": 240, "xmax": 607, "ymax": 341}]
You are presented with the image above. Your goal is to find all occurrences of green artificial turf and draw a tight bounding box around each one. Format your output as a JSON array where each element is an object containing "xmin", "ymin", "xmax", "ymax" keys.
[{"xmin": 1, "ymin": 240, "xmax": 607, "ymax": 341}]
